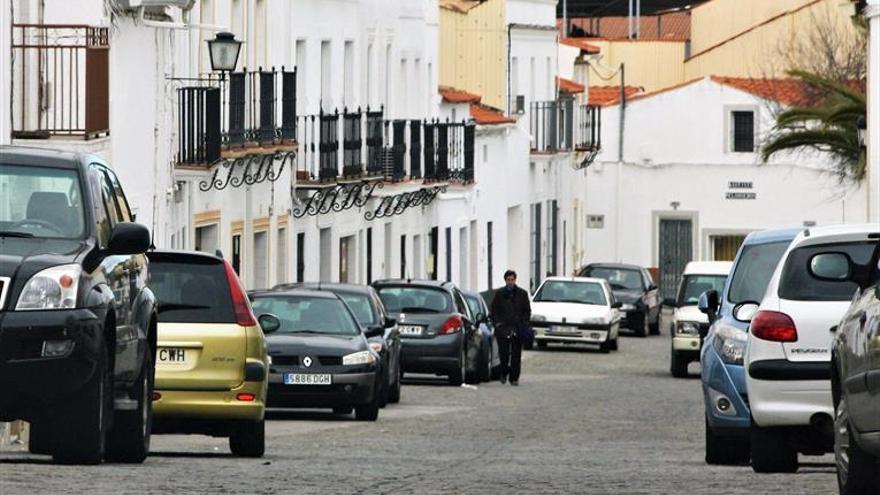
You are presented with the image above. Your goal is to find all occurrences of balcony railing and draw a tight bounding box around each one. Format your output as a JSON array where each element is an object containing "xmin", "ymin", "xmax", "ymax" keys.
[
  {"xmin": 176, "ymin": 67, "xmax": 296, "ymax": 167},
  {"xmin": 295, "ymin": 109, "xmax": 475, "ymax": 184},
  {"xmin": 12, "ymin": 24, "xmax": 110, "ymax": 140},
  {"xmin": 529, "ymin": 99, "xmax": 574, "ymax": 153},
  {"xmin": 575, "ymin": 104, "xmax": 601, "ymax": 151}
]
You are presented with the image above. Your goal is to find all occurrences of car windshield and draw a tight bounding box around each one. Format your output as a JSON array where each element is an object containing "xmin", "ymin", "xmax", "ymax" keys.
[
  {"xmin": 677, "ymin": 275, "xmax": 727, "ymax": 306},
  {"xmin": 727, "ymin": 241, "xmax": 790, "ymax": 304},
  {"xmin": 583, "ymin": 267, "xmax": 643, "ymax": 291},
  {"xmin": 376, "ymin": 286, "xmax": 452, "ymax": 314},
  {"xmin": 0, "ymin": 164, "xmax": 85, "ymax": 239},
  {"xmin": 149, "ymin": 257, "xmax": 236, "ymax": 324},
  {"xmin": 779, "ymin": 241, "xmax": 876, "ymax": 302},
  {"xmin": 338, "ymin": 293, "xmax": 379, "ymax": 327},
  {"xmin": 534, "ymin": 280, "xmax": 607, "ymax": 305},
  {"xmin": 251, "ymin": 295, "xmax": 360, "ymax": 335}
]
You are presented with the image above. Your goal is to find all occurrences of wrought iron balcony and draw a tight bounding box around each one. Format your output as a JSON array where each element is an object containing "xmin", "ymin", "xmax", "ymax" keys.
[
  {"xmin": 175, "ymin": 67, "xmax": 296, "ymax": 167},
  {"xmin": 295, "ymin": 109, "xmax": 475, "ymax": 185},
  {"xmin": 575, "ymin": 104, "xmax": 601, "ymax": 151},
  {"xmin": 529, "ymin": 99, "xmax": 575, "ymax": 153},
  {"xmin": 11, "ymin": 24, "xmax": 110, "ymax": 140}
]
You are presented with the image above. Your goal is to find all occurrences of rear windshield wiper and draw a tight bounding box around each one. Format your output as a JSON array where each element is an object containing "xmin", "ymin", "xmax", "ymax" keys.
[
  {"xmin": 0, "ymin": 231, "xmax": 35, "ymax": 238},
  {"xmin": 158, "ymin": 303, "xmax": 211, "ymax": 313}
]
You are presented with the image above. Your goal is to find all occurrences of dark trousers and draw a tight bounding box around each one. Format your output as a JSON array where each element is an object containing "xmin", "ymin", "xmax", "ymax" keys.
[{"xmin": 498, "ymin": 334, "xmax": 522, "ymax": 382}]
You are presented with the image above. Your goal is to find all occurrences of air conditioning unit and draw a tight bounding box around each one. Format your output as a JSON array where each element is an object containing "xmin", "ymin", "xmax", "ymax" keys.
[
  {"xmin": 113, "ymin": 0, "xmax": 196, "ymax": 11},
  {"xmin": 515, "ymin": 95, "xmax": 526, "ymax": 115}
]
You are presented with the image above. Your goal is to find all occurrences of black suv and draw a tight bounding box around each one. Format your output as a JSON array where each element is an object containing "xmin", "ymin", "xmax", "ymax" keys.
[{"xmin": 0, "ymin": 147, "xmax": 156, "ymax": 464}]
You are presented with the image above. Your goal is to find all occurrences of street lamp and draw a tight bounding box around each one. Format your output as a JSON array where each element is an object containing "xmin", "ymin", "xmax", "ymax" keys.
[
  {"xmin": 207, "ymin": 32, "xmax": 242, "ymax": 74},
  {"xmin": 857, "ymin": 115, "xmax": 867, "ymax": 148}
]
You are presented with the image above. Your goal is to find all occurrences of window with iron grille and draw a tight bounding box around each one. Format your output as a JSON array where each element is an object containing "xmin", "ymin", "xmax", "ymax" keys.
[
  {"xmin": 487, "ymin": 221, "xmax": 493, "ymax": 290},
  {"xmin": 530, "ymin": 203, "xmax": 542, "ymax": 292},
  {"xmin": 296, "ymin": 232, "xmax": 306, "ymax": 282},
  {"xmin": 731, "ymin": 110, "xmax": 755, "ymax": 152},
  {"xmin": 546, "ymin": 200, "xmax": 558, "ymax": 277}
]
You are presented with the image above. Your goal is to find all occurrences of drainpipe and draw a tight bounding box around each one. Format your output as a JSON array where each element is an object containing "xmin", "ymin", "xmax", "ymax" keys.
[
  {"xmin": 617, "ymin": 63, "xmax": 625, "ymax": 163},
  {"xmin": 507, "ymin": 23, "xmax": 512, "ymax": 114},
  {"xmin": 615, "ymin": 63, "xmax": 626, "ymax": 262}
]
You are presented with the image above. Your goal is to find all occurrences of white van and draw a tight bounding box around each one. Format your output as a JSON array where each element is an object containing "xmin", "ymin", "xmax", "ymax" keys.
[{"xmin": 669, "ymin": 261, "xmax": 733, "ymax": 377}]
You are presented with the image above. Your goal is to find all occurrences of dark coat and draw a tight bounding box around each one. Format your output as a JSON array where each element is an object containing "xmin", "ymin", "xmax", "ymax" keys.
[{"xmin": 490, "ymin": 285, "xmax": 532, "ymax": 339}]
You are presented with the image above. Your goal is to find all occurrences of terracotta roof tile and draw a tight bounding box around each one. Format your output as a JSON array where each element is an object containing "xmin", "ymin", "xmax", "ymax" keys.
[
  {"xmin": 563, "ymin": 12, "xmax": 691, "ymax": 40},
  {"xmin": 557, "ymin": 77, "xmax": 586, "ymax": 94},
  {"xmin": 560, "ymin": 37, "xmax": 601, "ymax": 54},
  {"xmin": 470, "ymin": 104, "xmax": 515, "ymax": 125},
  {"xmin": 439, "ymin": 85, "xmax": 481, "ymax": 104},
  {"xmin": 711, "ymin": 76, "xmax": 819, "ymax": 107},
  {"xmin": 589, "ymin": 85, "xmax": 642, "ymax": 106}
]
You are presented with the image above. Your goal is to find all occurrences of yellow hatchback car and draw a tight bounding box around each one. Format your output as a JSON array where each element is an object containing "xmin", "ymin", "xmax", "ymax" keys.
[{"xmin": 146, "ymin": 250, "xmax": 276, "ymax": 457}]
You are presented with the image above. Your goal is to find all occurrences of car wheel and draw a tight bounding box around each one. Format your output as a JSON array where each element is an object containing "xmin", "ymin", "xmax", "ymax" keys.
[
  {"xmin": 835, "ymin": 393, "xmax": 880, "ymax": 493},
  {"xmin": 536, "ymin": 340, "xmax": 548, "ymax": 350},
  {"xmin": 378, "ymin": 372, "xmax": 390, "ymax": 409},
  {"xmin": 705, "ymin": 417, "xmax": 749, "ymax": 465},
  {"xmin": 633, "ymin": 315, "xmax": 648, "ymax": 338},
  {"xmin": 750, "ymin": 420, "xmax": 798, "ymax": 473},
  {"xmin": 229, "ymin": 420, "xmax": 265, "ymax": 457},
  {"xmin": 610, "ymin": 337, "xmax": 619, "ymax": 351},
  {"xmin": 106, "ymin": 347, "xmax": 154, "ymax": 463},
  {"xmin": 477, "ymin": 342, "xmax": 491, "ymax": 383},
  {"xmin": 54, "ymin": 344, "xmax": 112, "ymax": 465},
  {"xmin": 670, "ymin": 347, "xmax": 689, "ymax": 378},
  {"xmin": 388, "ymin": 366, "xmax": 402, "ymax": 404},
  {"xmin": 355, "ymin": 384, "xmax": 381, "ymax": 421},
  {"xmin": 448, "ymin": 347, "xmax": 465, "ymax": 386},
  {"xmin": 333, "ymin": 406, "xmax": 354, "ymax": 415},
  {"xmin": 649, "ymin": 314, "xmax": 660, "ymax": 335},
  {"xmin": 28, "ymin": 421, "xmax": 53, "ymax": 456}
]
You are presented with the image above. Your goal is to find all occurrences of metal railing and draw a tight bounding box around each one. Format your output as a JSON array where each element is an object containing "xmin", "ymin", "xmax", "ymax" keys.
[
  {"xmin": 575, "ymin": 104, "xmax": 601, "ymax": 151},
  {"xmin": 529, "ymin": 99, "xmax": 574, "ymax": 153},
  {"xmin": 12, "ymin": 24, "xmax": 109, "ymax": 140},
  {"xmin": 176, "ymin": 67, "xmax": 296, "ymax": 167},
  {"xmin": 295, "ymin": 110, "xmax": 474, "ymax": 184}
]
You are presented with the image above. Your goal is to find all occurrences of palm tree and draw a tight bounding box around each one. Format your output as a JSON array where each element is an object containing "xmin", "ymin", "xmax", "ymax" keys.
[{"xmin": 761, "ymin": 69, "xmax": 866, "ymax": 184}]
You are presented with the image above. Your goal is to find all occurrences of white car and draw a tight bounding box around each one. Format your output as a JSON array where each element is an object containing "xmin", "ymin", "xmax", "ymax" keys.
[
  {"xmin": 668, "ymin": 261, "xmax": 732, "ymax": 378},
  {"xmin": 743, "ymin": 224, "xmax": 878, "ymax": 473},
  {"xmin": 529, "ymin": 277, "xmax": 621, "ymax": 353}
]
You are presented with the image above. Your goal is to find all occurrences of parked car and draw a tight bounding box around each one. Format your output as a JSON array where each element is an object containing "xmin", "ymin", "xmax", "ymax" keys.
[
  {"xmin": 530, "ymin": 277, "xmax": 621, "ymax": 353},
  {"xmin": 743, "ymin": 224, "xmax": 877, "ymax": 473},
  {"xmin": 147, "ymin": 250, "xmax": 272, "ymax": 457},
  {"xmin": 274, "ymin": 282, "xmax": 402, "ymax": 407},
  {"xmin": 0, "ymin": 148, "xmax": 155, "ymax": 465},
  {"xmin": 250, "ymin": 288, "xmax": 385, "ymax": 421},
  {"xmin": 700, "ymin": 227, "xmax": 799, "ymax": 465},
  {"xmin": 667, "ymin": 261, "xmax": 732, "ymax": 378},
  {"xmin": 578, "ymin": 263, "xmax": 660, "ymax": 336},
  {"xmin": 372, "ymin": 279, "xmax": 481, "ymax": 385},
  {"xmin": 828, "ymin": 235, "xmax": 880, "ymax": 493},
  {"xmin": 463, "ymin": 290, "xmax": 501, "ymax": 382}
]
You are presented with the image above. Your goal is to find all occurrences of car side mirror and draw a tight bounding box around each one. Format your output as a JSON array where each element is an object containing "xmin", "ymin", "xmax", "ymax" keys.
[
  {"xmin": 698, "ymin": 290, "xmax": 719, "ymax": 323},
  {"xmin": 258, "ymin": 313, "xmax": 281, "ymax": 334},
  {"xmin": 108, "ymin": 222, "xmax": 151, "ymax": 255},
  {"xmin": 648, "ymin": 284, "xmax": 658, "ymax": 291},
  {"xmin": 384, "ymin": 317, "xmax": 397, "ymax": 329},
  {"xmin": 662, "ymin": 297, "xmax": 677, "ymax": 307},
  {"xmin": 365, "ymin": 325, "xmax": 385, "ymax": 338},
  {"xmin": 808, "ymin": 252, "xmax": 852, "ymax": 281},
  {"xmin": 611, "ymin": 301, "xmax": 622, "ymax": 309},
  {"xmin": 732, "ymin": 302, "xmax": 760, "ymax": 323},
  {"xmin": 475, "ymin": 312, "xmax": 487, "ymax": 324}
]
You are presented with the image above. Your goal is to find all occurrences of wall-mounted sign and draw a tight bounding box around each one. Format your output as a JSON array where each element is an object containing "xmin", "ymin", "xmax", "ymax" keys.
[
  {"xmin": 587, "ymin": 215, "xmax": 605, "ymax": 229},
  {"xmin": 728, "ymin": 181, "xmax": 753, "ymax": 189},
  {"xmin": 725, "ymin": 192, "xmax": 757, "ymax": 200}
]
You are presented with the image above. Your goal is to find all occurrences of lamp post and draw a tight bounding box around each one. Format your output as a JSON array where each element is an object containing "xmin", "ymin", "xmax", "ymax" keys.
[{"xmin": 208, "ymin": 32, "xmax": 242, "ymax": 76}]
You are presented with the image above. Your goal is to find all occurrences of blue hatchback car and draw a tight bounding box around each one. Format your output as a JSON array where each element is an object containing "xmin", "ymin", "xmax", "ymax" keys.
[{"xmin": 700, "ymin": 228, "xmax": 799, "ymax": 465}]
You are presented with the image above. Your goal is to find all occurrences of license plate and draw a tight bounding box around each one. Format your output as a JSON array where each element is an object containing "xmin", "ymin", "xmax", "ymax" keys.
[
  {"xmin": 399, "ymin": 325, "xmax": 423, "ymax": 336},
  {"xmin": 550, "ymin": 325, "xmax": 579, "ymax": 336},
  {"xmin": 284, "ymin": 373, "xmax": 332, "ymax": 385},
  {"xmin": 157, "ymin": 347, "xmax": 187, "ymax": 364}
]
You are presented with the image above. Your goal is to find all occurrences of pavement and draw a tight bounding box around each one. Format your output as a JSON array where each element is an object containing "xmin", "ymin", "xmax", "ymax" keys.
[{"xmin": 0, "ymin": 323, "xmax": 838, "ymax": 494}]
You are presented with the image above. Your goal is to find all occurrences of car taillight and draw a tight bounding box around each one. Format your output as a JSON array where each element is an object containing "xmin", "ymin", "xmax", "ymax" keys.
[
  {"xmin": 236, "ymin": 393, "xmax": 256, "ymax": 402},
  {"xmin": 224, "ymin": 260, "xmax": 258, "ymax": 327},
  {"xmin": 439, "ymin": 315, "xmax": 463, "ymax": 335},
  {"xmin": 751, "ymin": 310, "xmax": 798, "ymax": 342}
]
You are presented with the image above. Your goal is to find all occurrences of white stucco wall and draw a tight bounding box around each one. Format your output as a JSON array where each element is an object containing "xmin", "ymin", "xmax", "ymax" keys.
[
  {"xmin": 867, "ymin": 0, "xmax": 880, "ymax": 222},
  {"xmin": 584, "ymin": 77, "xmax": 869, "ymax": 270},
  {"xmin": 1, "ymin": 1, "xmax": 10, "ymax": 144}
]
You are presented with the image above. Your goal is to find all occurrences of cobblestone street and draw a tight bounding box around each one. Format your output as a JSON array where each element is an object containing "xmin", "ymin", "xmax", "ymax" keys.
[{"xmin": 0, "ymin": 323, "xmax": 837, "ymax": 494}]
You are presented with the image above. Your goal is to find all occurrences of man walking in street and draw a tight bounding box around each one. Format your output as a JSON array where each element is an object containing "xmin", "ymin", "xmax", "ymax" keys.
[{"xmin": 490, "ymin": 270, "xmax": 531, "ymax": 386}]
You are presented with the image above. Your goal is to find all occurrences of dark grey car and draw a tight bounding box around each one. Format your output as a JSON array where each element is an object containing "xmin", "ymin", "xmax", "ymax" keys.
[
  {"xmin": 578, "ymin": 263, "xmax": 661, "ymax": 337},
  {"xmin": 372, "ymin": 280, "xmax": 480, "ymax": 385}
]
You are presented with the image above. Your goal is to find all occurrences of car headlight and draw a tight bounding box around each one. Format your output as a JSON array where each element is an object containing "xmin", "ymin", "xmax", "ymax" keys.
[
  {"xmin": 342, "ymin": 350, "xmax": 376, "ymax": 366},
  {"xmin": 620, "ymin": 304, "xmax": 636, "ymax": 312},
  {"xmin": 16, "ymin": 264, "xmax": 81, "ymax": 311},
  {"xmin": 711, "ymin": 323, "xmax": 747, "ymax": 365},
  {"xmin": 675, "ymin": 321, "xmax": 700, "ymax": 336},
  {"xmin": 531, "ymin": 314, "xmax": 547, "ymax": 322},
  {"xmin": 368, "ymin": 342, "xmax": 384, "ymax": 354}
]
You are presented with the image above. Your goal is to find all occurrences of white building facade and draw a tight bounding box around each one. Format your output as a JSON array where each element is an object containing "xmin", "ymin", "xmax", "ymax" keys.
[
  {"xmin": 583, "ymin": 76, "xmax": 869, "ymax": 298},
  {"xmin": 867, "ymin": 0, "xmax": 880, "ymax": 222}
]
